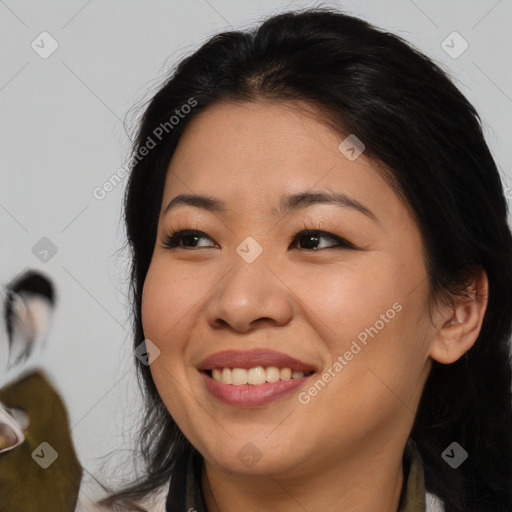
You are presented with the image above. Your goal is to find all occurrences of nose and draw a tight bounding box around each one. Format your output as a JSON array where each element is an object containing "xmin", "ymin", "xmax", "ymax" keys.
[{"xmin": 205, "ymin": 256, "xmax": 293, "ymax": 333}]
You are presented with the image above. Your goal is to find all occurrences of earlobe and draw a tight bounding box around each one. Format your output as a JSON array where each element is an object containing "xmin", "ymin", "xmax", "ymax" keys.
[{"xmin": 429, "ymin": 268, "xmax": 489, "ymax": 365}]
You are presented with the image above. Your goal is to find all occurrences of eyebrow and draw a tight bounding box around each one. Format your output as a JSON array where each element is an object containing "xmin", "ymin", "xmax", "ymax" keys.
[{"xmin": 163, "ymin": 191, "xmax": 379, "ymax": 224}]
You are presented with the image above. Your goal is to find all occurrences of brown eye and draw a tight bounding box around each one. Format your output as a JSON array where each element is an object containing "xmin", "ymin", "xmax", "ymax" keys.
[
  {"xmin": 291, "ymin": 230, "xmax": 354, "ymax": 250},
  {"xmin": 163, "ymin": 230, "xmax": 216, "ymax": 249}
]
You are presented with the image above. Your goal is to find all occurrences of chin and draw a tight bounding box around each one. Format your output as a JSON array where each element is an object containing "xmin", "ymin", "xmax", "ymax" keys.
[{"xmin": 202, "ymin": 440, "xmax": 303, "ymax": 476}]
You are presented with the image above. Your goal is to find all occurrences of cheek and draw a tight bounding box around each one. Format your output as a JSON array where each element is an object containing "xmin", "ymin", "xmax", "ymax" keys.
[
  {"xmin": 300, "ymin": 256, "xmax": 430, "ymax": 396},
  {"xmin": 289, "ymin": 258, "xmax": 402, "ymax": 345},
  {"xmin": 141, "ymin": 261, "xmax": 196, "ymax": 340},
  {"xmin": 141, "ymin": 263, "xmax": 199, "ymax": 422},
  {"xmin": 140, "ymin": 268, "xmax": 165, "ymax": 341},
  {"xmin": 336, "ymin": 290, "xmax": 431, "ymax": 419}
]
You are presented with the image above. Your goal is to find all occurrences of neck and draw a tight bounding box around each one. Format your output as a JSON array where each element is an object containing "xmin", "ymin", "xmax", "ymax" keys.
[{"xmin": 201, "ymin": 442, "xmax": 406, "ymax": 512}]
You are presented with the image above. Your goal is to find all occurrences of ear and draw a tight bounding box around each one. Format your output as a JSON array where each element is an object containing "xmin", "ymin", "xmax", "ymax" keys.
[{"xmin": 429, "ymin": 267, "xmax": 488, "ymax": 364}]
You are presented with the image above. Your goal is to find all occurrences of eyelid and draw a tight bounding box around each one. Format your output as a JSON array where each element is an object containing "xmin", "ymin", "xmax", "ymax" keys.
[
  {"xmin": 161, "ymin": 227, "xmax": 355, "ymax": 251},
  {"xmin": 290, "ymin": 229, "xmax": 356, "ymax": 250},
  {"xmin": 162, "ymin": 229, "xmax": 218, "ymax": 249},
  {"xmin": 286, "ymin": 218, "xmax": 356, "ymax": 249}
]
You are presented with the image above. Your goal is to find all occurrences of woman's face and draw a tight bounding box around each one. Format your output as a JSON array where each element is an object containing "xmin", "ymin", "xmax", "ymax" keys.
[{"xmin": 142, "ymin": 100, "xmax": 437, "ymax": 477}]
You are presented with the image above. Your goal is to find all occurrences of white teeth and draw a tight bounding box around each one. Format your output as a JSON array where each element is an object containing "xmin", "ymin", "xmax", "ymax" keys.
[
  {"xmin": 221, "ymin": 368, "xmax": 232, "ymax": 384},
  {"xmin": 248, "ymin": 366, "xmax": 266, "ymax": 385},
  {"xmin": 210, "ymin": 366, "xmax": 311, "ymax": 385},
  {"xmin": 280, "ymin": 367, "xmax": 292, "ymax": 380},
  {"xmin": 265, "ymin": 366, "xmax": 280, "ymax": 383},
  {"xmin": 231, "ymin": 368, "xmax": 248, "ymax": 385}
]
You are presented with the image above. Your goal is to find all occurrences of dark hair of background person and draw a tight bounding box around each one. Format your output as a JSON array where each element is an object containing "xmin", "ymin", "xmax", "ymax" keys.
[{"xmin": 98, "ymin": 7, "xmax": 512, "ymax": 512}]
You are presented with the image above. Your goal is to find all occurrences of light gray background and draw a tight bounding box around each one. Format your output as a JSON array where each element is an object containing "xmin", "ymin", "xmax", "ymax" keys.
[{"xmin": 1, "ymin": 0, "xmax": 511, "ymax": 502}]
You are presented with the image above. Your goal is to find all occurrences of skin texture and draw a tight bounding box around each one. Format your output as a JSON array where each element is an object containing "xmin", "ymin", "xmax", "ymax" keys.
[{"xmin": 141, "ymin": 100, "xmax": 488, "ymax": 512}]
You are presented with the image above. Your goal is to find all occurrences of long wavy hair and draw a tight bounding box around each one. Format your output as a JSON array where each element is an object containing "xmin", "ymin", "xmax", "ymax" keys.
[{"xmin": 100, "ymin": 7, "xmax": 512, "ymax": 511}]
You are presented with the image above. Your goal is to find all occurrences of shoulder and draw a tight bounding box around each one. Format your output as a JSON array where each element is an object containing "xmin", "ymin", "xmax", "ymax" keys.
[
  {"xmin": 74, "ymin": 471, "xmax": 168, "ymax": 512},
  {"xmin": 425, "ymin": 491, "xmax": 445, "ymax": 512},
  {"xmin": 74, "ymin": 465, "xmax": 445, "ymax": 511}
]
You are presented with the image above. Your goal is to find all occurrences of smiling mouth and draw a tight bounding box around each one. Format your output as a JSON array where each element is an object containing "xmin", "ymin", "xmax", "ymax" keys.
[{"xmin": 203, "ymin": 366, "xmax": 315, "ymax": 386}]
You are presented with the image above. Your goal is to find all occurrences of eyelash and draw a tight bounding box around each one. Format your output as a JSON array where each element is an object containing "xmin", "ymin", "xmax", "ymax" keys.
[{"xmin": 162, "ymin": 224, "xmax": 356, "ymax": 251}]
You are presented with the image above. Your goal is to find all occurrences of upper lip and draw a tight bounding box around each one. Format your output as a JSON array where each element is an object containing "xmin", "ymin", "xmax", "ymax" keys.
[{"xmin": 197, "ymin": 348, "xmax": 317, "ymax": 373}]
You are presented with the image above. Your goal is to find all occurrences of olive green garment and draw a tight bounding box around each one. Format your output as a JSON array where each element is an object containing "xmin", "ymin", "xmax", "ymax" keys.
[
  {"xmin": 0, "ymin": 370, "xmax": 82, "ymax": 512},
  {"xmin": 176, "ymin": 438, "xmax": 426, "ymax": 511}
]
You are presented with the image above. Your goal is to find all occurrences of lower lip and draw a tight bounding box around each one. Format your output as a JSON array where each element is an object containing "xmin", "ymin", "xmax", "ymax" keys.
[{"xmin": 201, "ymin": 371, "xmax": 312, "ymax": 408}]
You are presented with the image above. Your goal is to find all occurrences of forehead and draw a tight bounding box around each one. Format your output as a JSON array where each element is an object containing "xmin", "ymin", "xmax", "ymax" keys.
[{"xmin": 162, "ymin": 100, "xmax": 404, "ymax": 223}]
